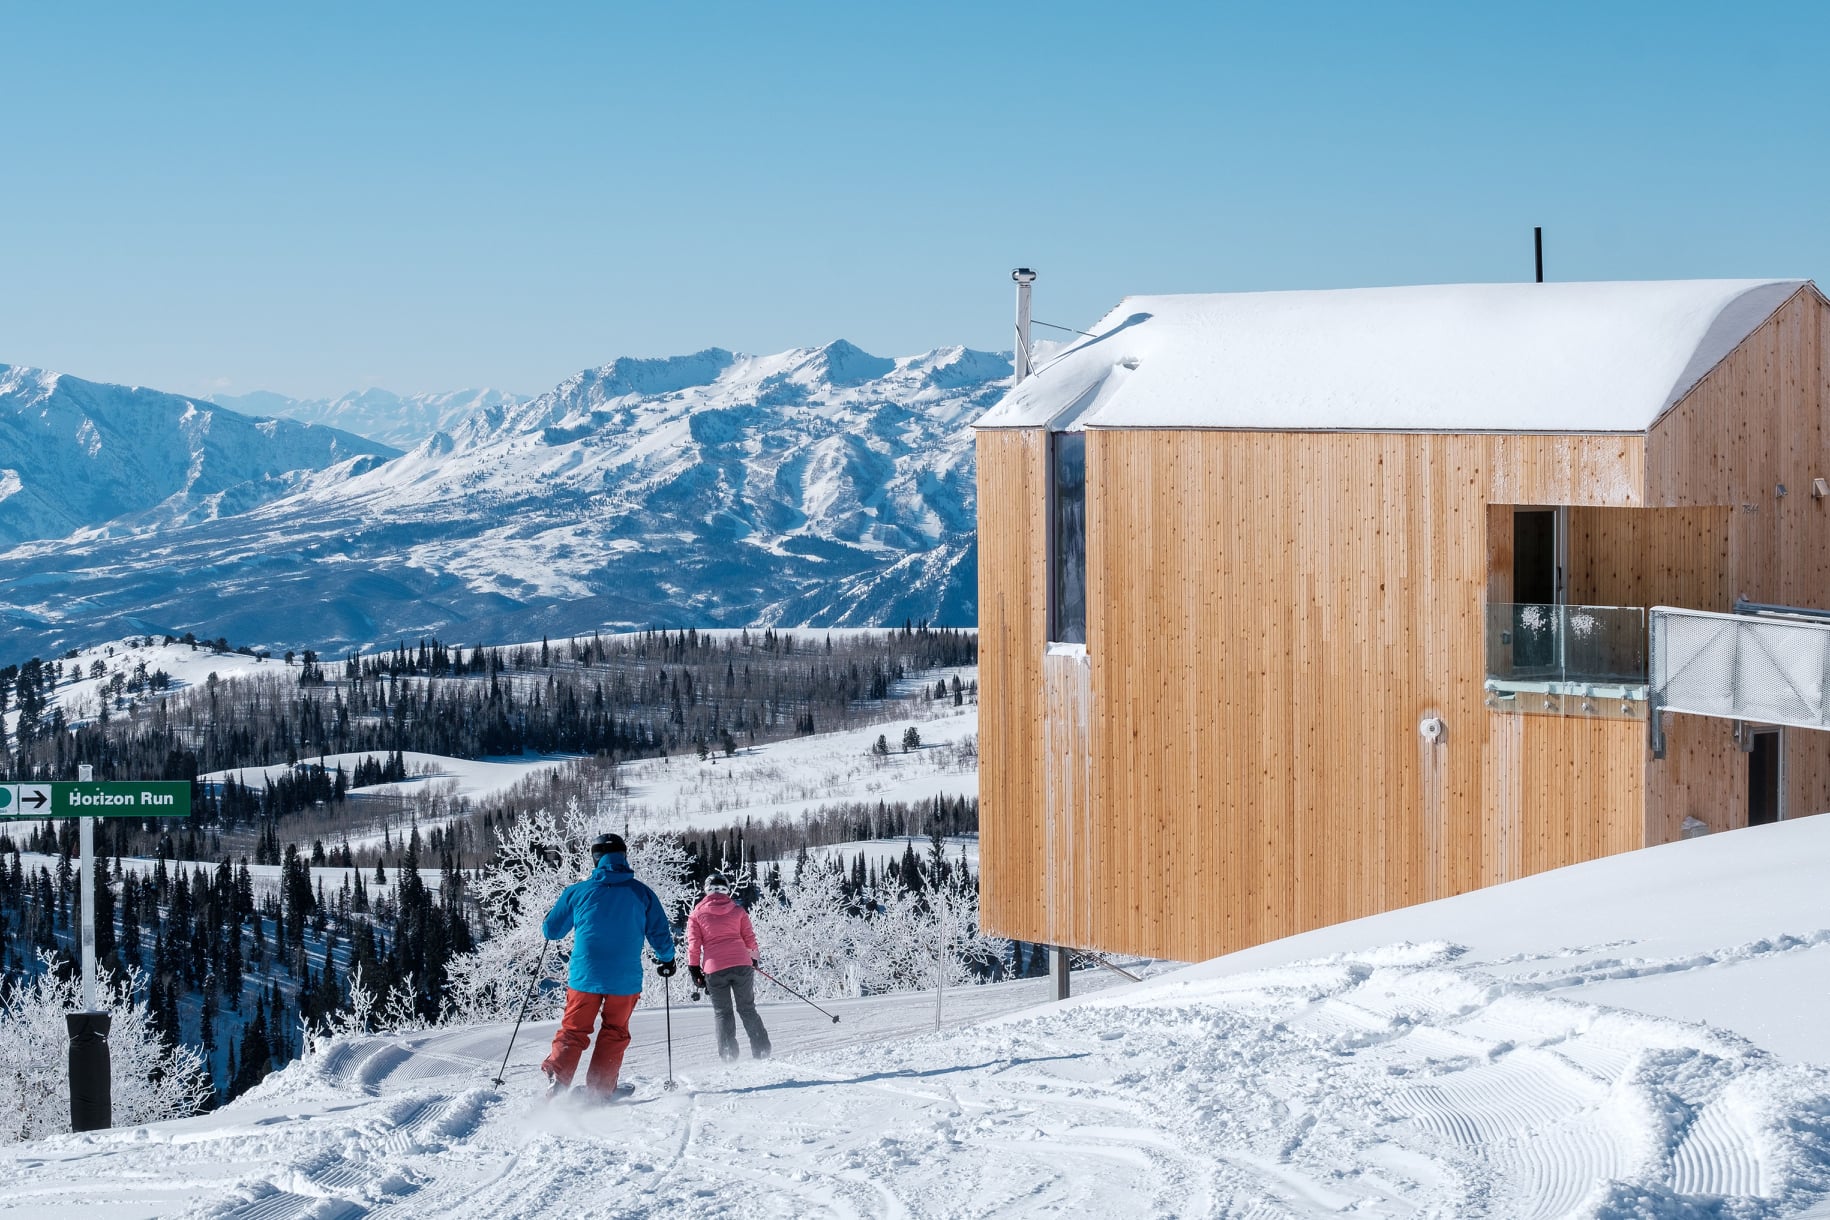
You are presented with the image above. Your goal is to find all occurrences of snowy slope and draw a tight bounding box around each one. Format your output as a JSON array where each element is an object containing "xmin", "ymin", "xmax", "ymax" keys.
[
  {"xmin": 0, "ymin": 344, "xmax": 1007, "ymax": 658},
  {"xmin": 197, "ymin": 749, "xmax": 583, "ymax": 851},
  {"xmin": 198, "ymin": 750, "xmax": 579, "ymax": 806},
  {"xmin": 212, "ymin": 387, "xmax": 527, "ymax": 449},
  {"xmin": 618, "ymin": 698, "xmax": 979, "ymax": 835},
  {"xmin": 0, "ymin": 364, "xmax": 397, "ymax": 549},
  {"xmin": 13, "ymin": 813, "xmax": 1830, "ymax": 1215},
  {"xmin": 1, "ymin": 636, "xmax": 274, "ymax": 739}
]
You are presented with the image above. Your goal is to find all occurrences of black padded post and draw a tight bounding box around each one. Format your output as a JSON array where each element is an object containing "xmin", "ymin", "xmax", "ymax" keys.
[{"xmin": 66, "ymin": 1011, "xmax": 112, "ymax": 1132}]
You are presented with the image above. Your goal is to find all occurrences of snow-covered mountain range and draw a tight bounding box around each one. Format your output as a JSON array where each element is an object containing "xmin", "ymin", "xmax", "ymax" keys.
[
  {"xmin": 0, "ymin": 343, "xmax": 1008, "ymax": 658},
  {"xmin": 211, "ymin": 387, "xmax": 527, "ymax": 449},
  {"xmin": 0, "ymin": 366, "xmax": 397, "ymax": 549}
]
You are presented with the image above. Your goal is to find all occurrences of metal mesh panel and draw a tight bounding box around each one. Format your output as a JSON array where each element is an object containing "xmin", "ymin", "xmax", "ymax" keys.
[{"xmin": 1651, "ymin": 606, "xmax": 1830, "ymax": 728}]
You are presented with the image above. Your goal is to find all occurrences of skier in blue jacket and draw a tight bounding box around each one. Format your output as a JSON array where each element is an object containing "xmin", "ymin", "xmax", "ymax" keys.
[{"xmin": 539, "ymin": 833, "xmax": 676, "ymax": 1099}]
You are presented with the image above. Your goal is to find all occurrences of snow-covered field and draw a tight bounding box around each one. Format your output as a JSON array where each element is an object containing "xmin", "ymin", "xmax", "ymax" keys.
[
  {"xmin": 14, "ymin": 812, "xmax": 1830, "ymax": 1215},
  {"xmin": 618, "ymin": 700, "xmax": 978, "ymax": 836},
  {"xmin": 197, "ymin": 749, "xmax": 580, "ymax": 851},
  {"xmin": 2, "ymin": 636, "xmax": 272, "ymax": 736},
  {"xmin": 199, "ymin": 751, "xmax": 579, "ymax": 807}
]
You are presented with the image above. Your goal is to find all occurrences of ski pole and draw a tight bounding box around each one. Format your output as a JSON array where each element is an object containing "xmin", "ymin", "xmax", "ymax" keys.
[
  {"xmin": 492, "ymin": 940, "xmax": 549, "ymax": 1087},
  {"xmin": 753, "ymin": 964, "xmax": 841, "ymax": 1023},
  {"xmin": 662, "ymin": 971, "xmax": 677, "ymax": 1092}
]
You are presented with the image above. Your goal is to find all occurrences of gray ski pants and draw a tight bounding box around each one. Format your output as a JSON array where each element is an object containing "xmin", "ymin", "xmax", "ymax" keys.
[{"xmin": 705, "ymin": 965, "xmax": 771, "ymax": 1061}]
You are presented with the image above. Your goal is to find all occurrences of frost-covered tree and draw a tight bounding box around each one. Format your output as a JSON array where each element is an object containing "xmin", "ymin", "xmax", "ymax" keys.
[
  {"xmin": 444, "ymin": 800, "xmax": 690, "ymax": 1023},
  {"xmin": 745, "ymin": 857, "xmax": 1006, "ymax": 1001},
  {"xmin": 747, "ymin": 860, "xmax": 876, "ymax": 999},
  {"xmin": 874, "ymin": 870, "xmax": 1004, "ymax": 994},
  {"xmin": 443, "ymin": 804, "xmax": 579, "ymax": 1024},
  {"xmin": 305, "ymin": 969, "xmax": 428, "ymax": 1051},
  {"xmin": 0, "ymin": 955, "xmax": 210, "ymax": 1144}
]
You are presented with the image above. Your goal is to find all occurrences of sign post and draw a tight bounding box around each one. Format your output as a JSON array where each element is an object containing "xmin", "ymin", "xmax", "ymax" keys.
[
  {"xmin": 1, "ymin": 775, "xmax": 191, "ymax": 1133},
  {"xmin": 77, "ymin": 765, "xmax": 96, "ymax": 1011},
  {"xmin": 72, "ymin": 765, "xmax": 107, "ymax": 1132}
]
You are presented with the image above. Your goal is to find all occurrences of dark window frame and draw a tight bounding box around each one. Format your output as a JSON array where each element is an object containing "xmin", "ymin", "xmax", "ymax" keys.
[{"xmin": 1048, "ymin": 431, "xmax": 1087, "ymax": 645}]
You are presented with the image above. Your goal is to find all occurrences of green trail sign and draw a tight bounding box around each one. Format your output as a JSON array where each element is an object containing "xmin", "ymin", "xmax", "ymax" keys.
[{"xmin": 0, "ymin": 781, "xmax": 192, "ymax": 819}]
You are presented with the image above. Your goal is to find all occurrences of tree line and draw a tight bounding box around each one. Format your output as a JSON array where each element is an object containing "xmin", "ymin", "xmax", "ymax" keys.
[
  {"xmin": 0, "ymin": 816, "xmax": 474, "ymax": 1107},
  {"xmin": 4, "ymin": 625, "xmax": 974, "ymax": 788}
]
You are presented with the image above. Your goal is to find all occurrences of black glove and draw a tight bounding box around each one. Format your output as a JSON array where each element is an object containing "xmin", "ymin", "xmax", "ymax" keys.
[
  {"xmin": 689, "ymin": 965, "xmax": 708, "ymax": 989},
  {"xmin": 655, "ymin": 958, "xmax": 677, "ymax": 978},
  {"xmin": 751, "ymin": 957, "xmax": 761, "ymax": 968}
]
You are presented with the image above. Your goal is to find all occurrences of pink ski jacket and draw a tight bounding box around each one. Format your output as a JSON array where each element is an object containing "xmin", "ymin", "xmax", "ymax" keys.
[{"xmin": 687, "ymin": 893, "xmax": 760, "ymax": 974}]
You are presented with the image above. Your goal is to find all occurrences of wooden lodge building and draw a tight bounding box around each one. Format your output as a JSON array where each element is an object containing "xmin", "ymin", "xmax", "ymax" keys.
[{"xmin": 974, "ymin": 279, "xmax": 1830, "ymax": 963}]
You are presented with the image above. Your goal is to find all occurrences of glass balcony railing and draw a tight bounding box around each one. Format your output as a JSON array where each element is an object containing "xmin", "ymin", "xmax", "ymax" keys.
[{"xmin": 1484, "ymin": 603, "xmax": 1648, "ymax": 692}]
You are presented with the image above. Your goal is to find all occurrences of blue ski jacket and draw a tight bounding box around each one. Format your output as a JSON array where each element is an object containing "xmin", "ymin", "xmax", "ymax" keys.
[{"xmin": 543, "ymin": 853, "xmax": 676, "ymax": 996}]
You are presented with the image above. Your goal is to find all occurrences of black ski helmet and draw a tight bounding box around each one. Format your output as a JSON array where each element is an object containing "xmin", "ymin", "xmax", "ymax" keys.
[
  {"xmin": 590, "ymin": 833, "xmax": 627, "ymax": 859},
  {"xmin": 704, "ymin": 871, "xmax": 731, "ymax": 894}
]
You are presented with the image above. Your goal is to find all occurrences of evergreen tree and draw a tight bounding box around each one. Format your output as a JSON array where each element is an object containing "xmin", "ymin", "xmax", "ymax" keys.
[
  {"xmin": 231, "ymin": 1002, "xmax": 271, "ymax": 1099},
  {"xmin": 119, "ymin": 873, "xmax": 142, "ymax": 966},
  {"xmin": 222, "ymin": 922, "xmax": 244, "ymax": 1008}
]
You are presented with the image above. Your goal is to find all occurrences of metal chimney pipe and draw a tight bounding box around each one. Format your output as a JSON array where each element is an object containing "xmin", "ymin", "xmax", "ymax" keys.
[
  {"xmin": 1012, "ymin": 268, "xmax": 1037, "ymax": 383},
  {"xmin": 1534, "ymin": 227, "xmax": 1544, "ymax": 283}
]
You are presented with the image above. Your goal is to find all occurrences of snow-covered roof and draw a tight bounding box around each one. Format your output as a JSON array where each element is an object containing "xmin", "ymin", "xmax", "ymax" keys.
[{"xmin": 975, "ymin": 279, "xmax": 1811, "ymax": 433}]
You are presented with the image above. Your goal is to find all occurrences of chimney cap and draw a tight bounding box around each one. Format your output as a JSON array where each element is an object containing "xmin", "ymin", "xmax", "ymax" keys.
[{"xmin": 1011, "ymin": 268, "xmax": 1037, "ymax": 283}]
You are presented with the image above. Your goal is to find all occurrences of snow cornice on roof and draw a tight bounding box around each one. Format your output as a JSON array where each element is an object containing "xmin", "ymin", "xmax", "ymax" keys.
[{"xmin": 974, "ymin": 279, "xmax": 1812, "ymax": 434}]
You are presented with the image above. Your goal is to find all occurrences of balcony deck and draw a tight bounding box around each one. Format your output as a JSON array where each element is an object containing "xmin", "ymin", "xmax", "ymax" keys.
[{"xmin": 1485, "ymin": 603, "xmax": 1648, "ymax": 717}]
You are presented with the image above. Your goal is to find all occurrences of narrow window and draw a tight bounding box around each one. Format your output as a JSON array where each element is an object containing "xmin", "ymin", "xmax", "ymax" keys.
[
  {"xmin": 1509, "ymin": 506, "xmax": 1564, "ymax": 675},
  {"xmin": 1748, "ymin": 728, "xmax": 1782, "ymax": 826},
  {"xmin": 1050, "ymin": 431, "xmax": 1087, "ymax": 644},
  {"xmin": 1512, "ymin": 508, "xmax": 1560, "ymax": 605}
]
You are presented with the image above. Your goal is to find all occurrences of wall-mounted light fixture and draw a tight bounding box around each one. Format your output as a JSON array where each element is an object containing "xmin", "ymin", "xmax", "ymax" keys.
[{"xmin": 1814, "ymin": 477, "xmax": 1829, "ymax": 500}]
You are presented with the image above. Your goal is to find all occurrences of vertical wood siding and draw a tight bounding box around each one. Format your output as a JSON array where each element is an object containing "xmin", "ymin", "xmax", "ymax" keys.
[
  {"xmin": 1645, "ymin": 714, "xmax": 1743, "ymax": 841},
  {"xmin": 1508, "ymin": 716, "xmax": 1647, "ymax": 873},
  {"xmin": 1647, "ymin": 288, "xmax": 1830, "ymax": 827},
  {"xmin": 1040, "ymin": 649, "xmax": 1094, "ymax": 946},
  {"xmin": 1077, "ymin": 430, "xmax": 1646, "ymax": 960},
  {"xmin": 1566, "ymin": 507, "xmax": 1731, "ymax": 610},
  {"xmin": 975, "ymin": 430, "xmax": 1048, "ymax": 942},
  {"xmin": 977, "ymin": 287, "xmax": 1830, "ymax": 960}
]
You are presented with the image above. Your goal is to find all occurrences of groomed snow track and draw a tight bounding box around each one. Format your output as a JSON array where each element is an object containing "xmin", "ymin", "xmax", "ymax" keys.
[{"xmin": 14, "ymin": 818, "xmax": 1830, "ymax": 1216}]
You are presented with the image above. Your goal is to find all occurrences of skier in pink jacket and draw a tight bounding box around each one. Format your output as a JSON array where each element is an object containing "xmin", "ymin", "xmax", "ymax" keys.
[{"xmin": 686, "ymin": 872, "xmax": 772, "ymax": 1061}]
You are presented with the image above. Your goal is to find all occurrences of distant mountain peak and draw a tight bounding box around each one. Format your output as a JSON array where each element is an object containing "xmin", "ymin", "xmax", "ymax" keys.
[
  {"xmin": 211, "ymin": 386, "xmax": 529, "ymax": 449},
  {"xmin": 588, "ymin": 349, "xmax": 736, "ymax": 399},
  {"xmin": 0, "ymin": 339, "xmax": 1013, "ymax": 656},
  {"xmin": 0, "ymin": 365, "xmax": 397, "ymax": 552},
  {"xmin": 796, "ymin": 340, "xmax": 895, "ymax": 387}
]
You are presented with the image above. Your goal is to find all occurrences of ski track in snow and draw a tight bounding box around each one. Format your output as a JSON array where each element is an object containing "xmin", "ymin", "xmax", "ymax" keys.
[{"xmin": 11, "ymin": 928, "xmax": 1830, "ymax": 1217}]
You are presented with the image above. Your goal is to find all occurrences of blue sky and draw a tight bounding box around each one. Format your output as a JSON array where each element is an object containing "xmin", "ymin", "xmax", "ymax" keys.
[{"xmin": 2, "ymin": 2, "xmax": 1827, "ymax": 399}]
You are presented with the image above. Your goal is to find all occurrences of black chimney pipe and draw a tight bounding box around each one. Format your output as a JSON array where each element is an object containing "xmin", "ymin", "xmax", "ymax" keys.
[{"xmin": 1534, "ymin": 227, "xmax": 1544, "ymax": 283}]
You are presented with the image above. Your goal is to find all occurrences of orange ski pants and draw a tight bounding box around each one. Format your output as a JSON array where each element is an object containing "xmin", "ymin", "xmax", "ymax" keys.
[{"xmin": 542, "ymin": 989, "xmax": 640, "ymax": 1094}]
